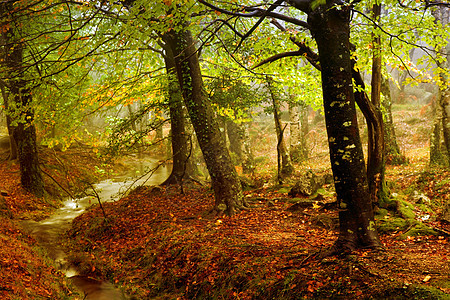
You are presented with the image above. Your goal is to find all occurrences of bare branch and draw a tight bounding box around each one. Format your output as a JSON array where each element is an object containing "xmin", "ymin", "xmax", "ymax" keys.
[{"xmin": 252, "ymin": 50, "xmax": 306, "ymax": 68}]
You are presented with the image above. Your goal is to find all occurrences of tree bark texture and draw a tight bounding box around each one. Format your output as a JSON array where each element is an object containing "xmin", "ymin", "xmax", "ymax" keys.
[
  {"xmin": 289, "ymin": 99, "xmax": 308, "ymax": 162},
  {"xmin": 366, "ymin": 2, "xmax": 387, "ymax": 205},
  {"xmin": 164, "ymin": 29, "xmax": 244, "ymax": 215},
  {"xmin": 0, "ymin": 82, "xmax": 18, "ymax": 160},
  {"xmin": 1, "ymin": 4, "xmax": 44, "ymax": 196},
  {"xmin": 430, "ymin": 7, "xmax": 450, "ymax": 166},
  {"xmin": 381, "ymin": 76, "xmax": 406, "ymax": 165},
  {"xmin": 226, "ymin": 120, "xmax": 255, "ymax": 174},
  {"xmin": 161, "ymin": 45, "xmax": 194, "ymax": 185},
  {"xmin": 267, "ymin": 77, "xmax": 294, "ymax": 178},
  {"xmin": 308, "ymin": 4, "xmax": 381, "ymax": 251}
]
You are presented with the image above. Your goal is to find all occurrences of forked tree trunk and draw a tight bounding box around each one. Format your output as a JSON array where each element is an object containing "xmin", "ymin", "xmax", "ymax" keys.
[
  {"xmin": 308, "ymin": 3, "xmax": 381, "ymax": 252},
  {"xmin": 267, "ymin": 77, "xmax": 294, "ymax": 179},
  {"xmin": 164, "ymin": 29, "xmax": 245, "ymax": 215}
]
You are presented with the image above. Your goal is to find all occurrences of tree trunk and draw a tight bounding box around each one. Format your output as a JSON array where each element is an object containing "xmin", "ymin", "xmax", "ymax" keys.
[
  {"xmin": 366, "ymin": 3, "xmax": 387, "ymax": 205},
  {"xmin": 267, "ymin": 77, "xmax": 294, "ymax": 179},
  {"xmin": 161, "ymin": 46, "xmax": 195, "ymax": 185},
  {"xmin": 430, "ymin": 85, "xmax": 450, "ymax": 166},
  {"xmin": 153, "ymin": 110, "xmax": 164, "ymax": 142},
  {"xmin": 381, "ymin": 75, "xmax": 406, "ymax": 164},
  {"xmin": 226, "ymin": 120, "xmax": 255, "ymax": 174},
  {"xmin": 289, "ymin": 98, "xmax": 308, "ymax": 162},
  {"xmin": 308, "ymin": 3, "xmax": 381, "ymax": 252},
  {"xmin": 164, "ymin": 29, "xmax": 245, "ymax": 215},
  {"xmin": 0, "ymin": 82, "xmax": 18, "ymax": 160},
  {"xmin": 0, "ymin": 4, "xmax": 44, "ymax": 196},
  {"xmin": 430, "ymin": 7, "xmax": 450, "ymax": 166}
]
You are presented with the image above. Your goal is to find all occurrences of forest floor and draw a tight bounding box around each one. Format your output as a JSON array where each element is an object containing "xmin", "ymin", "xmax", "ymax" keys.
[
  {"xmin": 0, "ymin": 105, "xmax": 449, "ymax": 299},
  {"xmin": 0, "ymin": 146, "xmax": 119, "ymax": 299},
  {"xmin": 65, "ymin": 154, "xmax": 450, "ymax": 300}
]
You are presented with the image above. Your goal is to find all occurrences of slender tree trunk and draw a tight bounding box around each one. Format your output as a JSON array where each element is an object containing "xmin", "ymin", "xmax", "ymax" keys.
[
  {"xmin": 0, "ymin": 4, "xmax": 44, "ymax": 196},
  {"xmin": 226, "ymin": 120, "xmax": 255, "ymax": 174},
  {"xmin": 161, "ymin": 46, "xmax": 194, "ymax": 185},
  {"xmin": 289, "ymin": 101, "xmax": 301, "ymax": 162},
  {"xmin": 381, "ymin": 75, "xmax": 406, "ymax": 164},
  {"xmin": 308, "ymin": 3, "xmax": 381, "ymax": 252},
  {"xmin": 366, "ymin": 3, "xmax": 387, "ymax": 205},
  {"xmin": 289, "ymin": 98, "xmax": 308, "ymax": 162},
  {"xmin": 300, "ymin": 103, "xmax": 309, "ymax": 160},
  {"xmin": 267, "ymin": 77, "xmax": 294, "ymax": 178},
  {"xmin": 153, "ymin": 110, "xmax": 164, "ymax": 142},
  {"xmin": 164, "ymin": 29, "xmax": 245, "ymax": 215}
]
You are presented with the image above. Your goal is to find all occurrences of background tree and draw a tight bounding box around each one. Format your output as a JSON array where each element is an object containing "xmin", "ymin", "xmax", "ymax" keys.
[
  {"xmin": 200, "ymin": 0, "xmax": 382, "ymax": 251},
  {"xmin": 430, "ymin": 5, "xmax": 450, "ymax": 166},
  {"xmin": 163, "ymin": 27, "xmax": 246, "ymax": 215},
  {"xmin": 266, "ymin": 76, "xmax": 294, "ymax": 180},
  {"xmin": 0, "ymin": 2, "xmax": 44, "ymax": 196}
]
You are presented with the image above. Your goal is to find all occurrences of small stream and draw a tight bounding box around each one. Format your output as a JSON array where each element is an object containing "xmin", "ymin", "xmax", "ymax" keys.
[{"xmin": 20, "ymin": 158, "xmax": 170, "ymax": 299}]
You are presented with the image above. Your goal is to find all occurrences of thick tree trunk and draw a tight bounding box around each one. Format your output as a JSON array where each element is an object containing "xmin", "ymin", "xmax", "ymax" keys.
[
  {"xmin": 12, "ymin": 94, "xmax": 44, "ymax": 197},
  {"xmin": 161, "ymin": 48, "xmax": 194, "ymax": 185},
  {"xmin": 308, "ymin": 4, "xmax": 381, "ymax": 252},
  {"xmin": 1, "ymin": 4, "xmax": 44, "ymax": 196},
  {"xmin": 0, "ymin": 83, "xmax": 18, "ymax": 160},
  {"xmin": 164, "ymin": 29, "xmax": 245, "ymax": 215},
  {"xmin": 267, "ymin": 77, "xmax": 294, "ymax": 179}
]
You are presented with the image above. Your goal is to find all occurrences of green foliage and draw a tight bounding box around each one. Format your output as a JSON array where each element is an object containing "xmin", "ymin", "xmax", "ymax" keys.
[{"xmin": 207, "ymin": 72, "xmax": 265, "ymax": 121}]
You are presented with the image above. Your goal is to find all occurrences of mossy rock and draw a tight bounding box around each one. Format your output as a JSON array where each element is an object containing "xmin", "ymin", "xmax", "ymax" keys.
[
  {"xmin": 375, "ymin": 208, "xmax": 389, "ymax": 219},
  {"xmin": 381, "ymin": 284, "xmax": 450, "ymax": 300},
  {"xmin": 277, "ymin": 187, "xmax": 290, "ymax": 194},
  {"xmin": 399, "ymin": 223, "xmax": 438, "ymax": 240},
  {"xmin": 377, "ymin": 217, "xmax": 414, "ymax": 234},
  {"xmin": 397, "ymin": 199, "xmax": 416, "ymax": 220}
]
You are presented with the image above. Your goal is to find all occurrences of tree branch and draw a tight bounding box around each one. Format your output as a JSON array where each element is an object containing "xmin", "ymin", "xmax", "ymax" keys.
[{"xmin": 253, "ymin": 50, "xmax": 307, "ymax": 69}]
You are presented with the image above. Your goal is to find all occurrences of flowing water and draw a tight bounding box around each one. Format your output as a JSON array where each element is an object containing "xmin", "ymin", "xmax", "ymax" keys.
[{"xmin": 20, "ymin": 158, "xmax": 170, "ymax": 299}]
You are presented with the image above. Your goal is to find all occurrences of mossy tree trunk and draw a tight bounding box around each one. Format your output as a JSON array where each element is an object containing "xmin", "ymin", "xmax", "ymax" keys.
[
  {"xmin": 164, "ymin": 29, "xmax": 245, "ymax": 215},
  {"xmin": 0, "ymin": 3, "xmax": 44, "ymax": 196},
  {"xmin": 161, "ymin": 42, "xmax": 195, "ymax": 185},
  {"xmin": 0, "ymin": 82, "xmax": 18, "ymax": 160}
]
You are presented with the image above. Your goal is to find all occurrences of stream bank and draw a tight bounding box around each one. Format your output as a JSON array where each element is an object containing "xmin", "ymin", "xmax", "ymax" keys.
[
  {"xmin": 0, "ymin": 146, "xmax": 170, "ymax": 299},
  {"xmin": 19, "ymin": 157, "xmax": 170, "ymax": 299}
]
